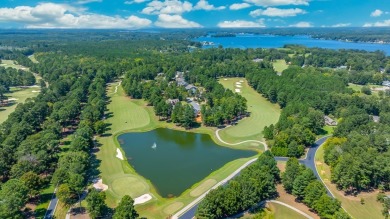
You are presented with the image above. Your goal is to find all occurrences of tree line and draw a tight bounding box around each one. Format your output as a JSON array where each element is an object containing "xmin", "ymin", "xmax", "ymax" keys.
[
  {"xmin": 196, "ymin": 151, "xmax": 279, "ymax": 219},
  {"xmin": 282, "ymin": 158, "xmax": 350, "ymax": 219}
]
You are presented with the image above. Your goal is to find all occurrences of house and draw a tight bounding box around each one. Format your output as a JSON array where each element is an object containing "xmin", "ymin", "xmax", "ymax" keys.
[
  {"xmin": 166, "ymin": 99, "xmax": 179, "ymax": 106},
  {"xmin": 189, "ymin": 101, "xmax": 201, "ymax": 115},
  {"xmin": 382, "ymin": 81, "xmax": 390, "ymax": 87},
  {"xmin": 372, "ymin": 115, "xmax": 380, "ymax": 123},
  {"xmin": 185, "ymin": 84, "xmax": 197, "ymax": 93},
  {"xmin": 336, "ymin": 65, "xmax": 348, "ymax": 70},
  {"xmin": 324, "ymin": 116, "xmax": 337, "ymax": 126},
  {"xmin": 252, "ymin": 58, "xmax": 263, "ymax": 63},
  {"xmin": 177, "ymin": 78, "xmax": 188, "ymax": 87}
]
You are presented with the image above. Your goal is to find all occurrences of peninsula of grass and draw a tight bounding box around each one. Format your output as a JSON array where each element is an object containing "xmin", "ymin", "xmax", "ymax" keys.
[
  {"xmin": 315, "ymin": 143, "xmax": 384, "ymax": 219},
  {"xmin": 96, "ymin": 82, "xmax": 259, "ymax": 219},
  {"xmin": 0, "ymin": 87, "xmax": 40, "ymax": 124},
  {"xmin": 218, "ymin": 78, "xmax": 281, "ymax": 144}
]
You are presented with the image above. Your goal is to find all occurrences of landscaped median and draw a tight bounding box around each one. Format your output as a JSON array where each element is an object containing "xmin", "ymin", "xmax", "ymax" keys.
[{"xmin": 96, "ymin": 81, "xmax": 269, "ymax": 218}]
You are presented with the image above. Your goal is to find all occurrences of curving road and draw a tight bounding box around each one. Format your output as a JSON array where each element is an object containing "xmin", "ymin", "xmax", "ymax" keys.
[{"xmin": 175, "ymin": 136, "xmax": 332, "ymax": 219}]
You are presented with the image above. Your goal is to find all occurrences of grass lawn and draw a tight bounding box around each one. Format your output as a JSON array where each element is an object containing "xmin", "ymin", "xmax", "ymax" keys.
[
  {"xmin": 272, "ymin": 59, "xmax": 289, "ymax": 73},
  {"xmin": 218, "ymin": 78, "xmax": 281, "ymax": 144},
  {"xmin": 315, "ymin": 143, "xmax": 384, "ymax": 219},
  {"xmin": 0, "ymin": 87, "xmax": 40, "ymax": 124},
  {"xmin": 269, "ymin": 202, "xmax": 307, "ymax": 219},
  {"xmin": 33, "ymin": 184, "xmax": 56, "ymax": 218},
  {"xmin": 348, "ymin": 83, "xmax": 387, "ymax": 97},
  {"xmin": 96, "ymin": 82, "xmax": 259, "ymax": 219}
]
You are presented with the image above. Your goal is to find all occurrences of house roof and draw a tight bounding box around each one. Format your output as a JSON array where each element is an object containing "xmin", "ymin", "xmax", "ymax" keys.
[
  {"xmin": 190, "ymin": 101, "xmax": 201, "ymax": 111},
  {"xmin": 185, "ymin": 84, "xmax": 197, "ymax": 90}
]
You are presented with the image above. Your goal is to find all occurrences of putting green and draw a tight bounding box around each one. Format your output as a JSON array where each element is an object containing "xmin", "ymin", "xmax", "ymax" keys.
[
  {"xmin": 111, "ymin": 175, "xmax": 149, "ymax": 198},
  {"xmin": 218, "ymin": 78, "xmax": 280, "ymax": 142}
]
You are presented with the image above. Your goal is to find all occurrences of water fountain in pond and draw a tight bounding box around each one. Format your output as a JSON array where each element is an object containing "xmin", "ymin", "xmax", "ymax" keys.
[{"xmin": 151, "ymin": 142, "xmax": 157, "ymax": 149}]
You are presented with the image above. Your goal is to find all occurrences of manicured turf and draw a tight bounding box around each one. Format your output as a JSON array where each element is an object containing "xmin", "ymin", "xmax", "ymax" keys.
[
  {"xmin": 315, "ymin": 143, "xmax": 384, "ymax": 219},
  {"xmin": 273, "ymin": 59, "xmax": 289, "ymax": 73},
  {"xmin": 0, "ymin": 59, "xmax": 29, "ymax": 70},
  {"xmin": 218, "ymin": 78, "xmax": 281, "ymax": 143},
  {"xmin": 268, "ymin": 203, "xmax": 307, "ymax": 219},
  {"xmin": 0, "ymin": 87, "xmax": 40, "ymax": 124},
  {"xmin": 97, "ymin": 82, "xmax": 258, "ymax": 219}
]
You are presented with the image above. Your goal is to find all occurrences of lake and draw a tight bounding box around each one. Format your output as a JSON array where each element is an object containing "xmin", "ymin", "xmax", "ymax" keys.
[
  {"xmin": 195, "ymin": 34, "xmax": 390, "ymax": 55},
  {"xmin": 117, "ymin": 128, "xmax": 256, "ymax": 197}
]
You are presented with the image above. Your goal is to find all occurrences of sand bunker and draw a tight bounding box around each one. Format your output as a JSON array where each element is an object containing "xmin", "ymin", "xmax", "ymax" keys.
[
  {"xmin": 239, "ymin": 80, "xmax": 244, "ymax": 82},
  {"xmin": 7, "ymin": 98, "xmax": 18, "ymax": 101},
  {"xmin": 236, "ymin": 85, "xmax": 242, "ymax": 88},
  {"xmin": 116, "ymin": 148, "xmax": 124, "ymax": 160},
  {"xmin": 235, "ymin": 82, "xmax": 242, "ymax": 85},
  {"xmin": 224, "ymin": 79, "xmax": 228, "ymax": 80},
  {"xmin": 32, "ymin": 90, "xmax": 40, "ymax": 93},
  {"xmin": 235, "ymin": 89, "xmax": 241, "ymax": 93},
  {"xmin": 134, "ymin": 194, "xmax": 152, "ymax": 205},
  {"xmin": 93, "ymin": 179, "xmax": 108, "ymax": 191}
]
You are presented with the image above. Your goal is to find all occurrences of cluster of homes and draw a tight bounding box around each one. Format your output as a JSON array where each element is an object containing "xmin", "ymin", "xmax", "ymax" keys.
[
  {"xmin": 165, "ymin": 71, "xmax": 201, "ymax": 116},
  {"xmin": 324, "ymin": 115, "xmax": 380, "ymax": 126}
]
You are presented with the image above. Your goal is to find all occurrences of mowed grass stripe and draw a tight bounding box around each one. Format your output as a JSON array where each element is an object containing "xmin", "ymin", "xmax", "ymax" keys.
[{"xmin": 218, "ymin": 78, "xmax": 280, "ymax": 142}]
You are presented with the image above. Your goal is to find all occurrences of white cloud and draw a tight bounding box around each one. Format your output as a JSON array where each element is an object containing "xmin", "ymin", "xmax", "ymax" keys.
[
  {"xmin": 125, "ymin": 0, "xmax": 149, "ymax": 4},
  {"xmin": 194, "ymin": 0, "xmax": 225, "ymax": 11},
  {"xmin": 218, "ymin": 19, "xmax": 266, "ymax": 28},
  {"xmin": 142, "ymin": 0, "xmax": 193, "ymax": 14},
  {"xmin": 289, "ymin": 21, "xmax": 312, "ymax": 27},
  {"xmin": 155, "ymin": 14, "xmax": 202, "ymax": 28},
  {"xmin": 0, "ymin": 3, "xmax": 152, "ymax": 29},
  {"xmin": 250, "ymin": 7, "xmax": 305, "ymax": 17},
  {"xmin": 244, "ymin": 0, "xmax": 309, "ymax": 7},
  {"xmin": 229, "ymin": 3, "xmax": 251, "ymax": 10},
  {"xmin": 76, "ymin": 0, "xmax": 102, "ymax": 4},
  {"xmin": 331, "ymin": 23, "xmax": 351, "ymax": 27},
  {"xmin": 363, "ymin": 19, "xmax": 390, "ymax": 27},
  {"xmin": 371, "ymin": 9, "xmax": 383, "ymax": 17}
]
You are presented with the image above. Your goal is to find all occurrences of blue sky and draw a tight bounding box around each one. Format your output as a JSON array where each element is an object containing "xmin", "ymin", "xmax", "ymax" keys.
[{"xmin": 0, "ymin": 0, "xmax": 389, "ymax": 28}]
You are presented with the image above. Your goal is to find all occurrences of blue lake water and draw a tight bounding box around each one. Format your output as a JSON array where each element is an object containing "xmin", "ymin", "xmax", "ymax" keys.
[{"xmin": 195, "ymin": 34, "xmax": 390, "ymax": 55}]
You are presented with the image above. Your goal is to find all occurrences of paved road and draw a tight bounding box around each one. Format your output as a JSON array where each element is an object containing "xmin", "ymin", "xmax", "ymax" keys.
[
  {"xmin": 177, "ymin": 136, "xmax": 332, "ymax": 219},
  {"xmin": 44, "ymin": 187, "xmax": 58, "ymax": 219}
]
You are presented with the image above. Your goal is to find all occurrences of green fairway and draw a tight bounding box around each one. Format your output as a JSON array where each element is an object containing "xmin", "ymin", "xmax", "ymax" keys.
[
  {"xmin": 0, "ymin": 87, "xmax": 40, "ymax": 124},
  {"xmin": 273, "ymin": 59, "xmax": 289, "ymax": 73},
  {"xmin": 97, "ymin": 82, "xmax": 258, "ymax": 219},
  {"xmin": 315, "ymin": 143, "xmax": 384, "ymax": 219},
  {"xmin": 218, "ymin": 78, "xmax": 281, "ymax": 143},
  {"xmin": 0, "ymin": 59, "xmax": 29, "ymax": 70}
]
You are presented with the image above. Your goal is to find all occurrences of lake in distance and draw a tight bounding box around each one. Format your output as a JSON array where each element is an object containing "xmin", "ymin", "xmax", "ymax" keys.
[
  {"xmin": 117, "ymin": 128, "xmax": 256, "ymax": 197},
  {"xmin": 195, "ymin": 34, "xmax": 390, "ymax": 55}
]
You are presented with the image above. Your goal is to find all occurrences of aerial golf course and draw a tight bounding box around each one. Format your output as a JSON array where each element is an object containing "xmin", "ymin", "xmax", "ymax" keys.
[{"xmin": 96, "ymin": 78, "xmax": 281, "ymax": 218}]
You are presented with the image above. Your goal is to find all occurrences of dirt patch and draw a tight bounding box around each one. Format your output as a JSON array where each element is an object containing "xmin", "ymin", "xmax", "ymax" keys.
[
  {"xmin": 277, "ymin": 161, "xmax": 286, "ymax": 173},
  {"xmin": 316, "ymin": 161, "xmax": 322, "ymax": 165},
  {"xmin": 190, "ymin": 179, "xmax": 217, "ymax": 197},
  {"xmin": 276, "ymin": 184, "xmax": 320, "ymax": 219}
]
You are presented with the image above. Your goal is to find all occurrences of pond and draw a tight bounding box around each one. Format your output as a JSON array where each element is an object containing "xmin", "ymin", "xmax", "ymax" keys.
[{"xmin": 117, "ymin": 128, "xmax": 256, "ymax": 197}]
